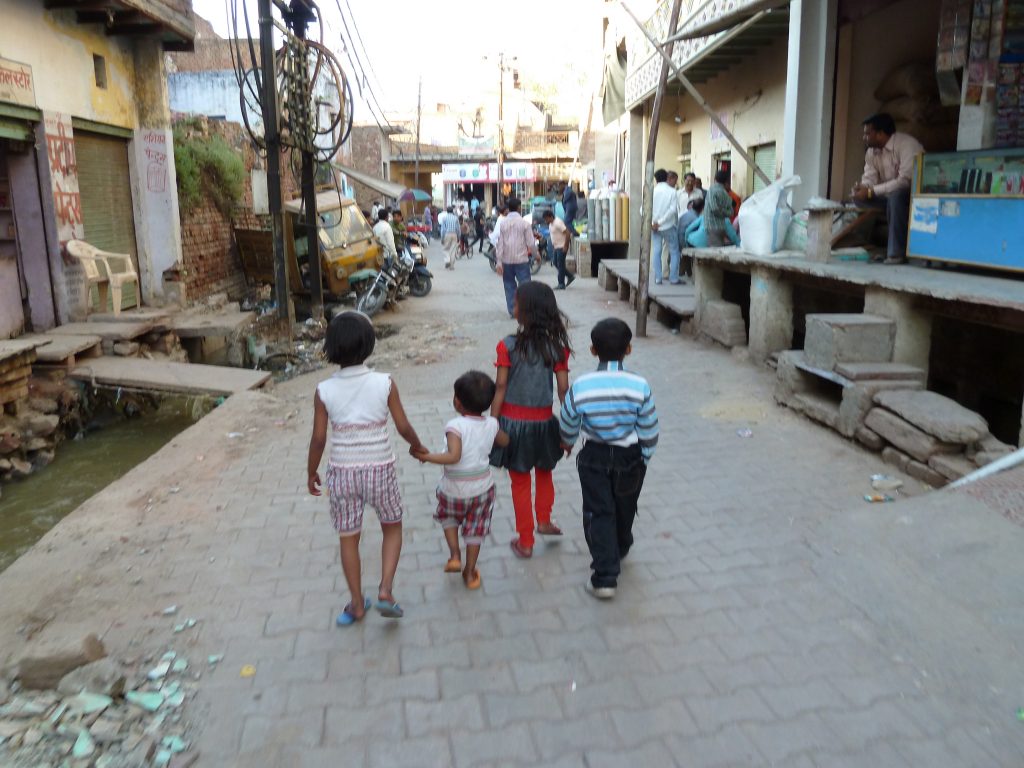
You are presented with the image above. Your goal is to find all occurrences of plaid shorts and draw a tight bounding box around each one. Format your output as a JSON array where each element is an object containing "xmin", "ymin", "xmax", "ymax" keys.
[
  {"xmin": 434, "ymin": 486, "xmax": 496, "ymax": 545},
  {"xmin": 326, "ymin": 463, "xmax": 404, "ymax": 535}
]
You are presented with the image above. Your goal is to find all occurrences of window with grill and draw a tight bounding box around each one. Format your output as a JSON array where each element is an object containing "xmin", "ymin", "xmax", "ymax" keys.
[{"xmin": 677, "ymin": 131, "xmax": 692, "ymax": 173}]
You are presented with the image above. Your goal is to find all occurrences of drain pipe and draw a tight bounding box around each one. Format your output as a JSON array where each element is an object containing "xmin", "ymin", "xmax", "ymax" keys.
[{"xmin": 945, "ymin": 445, "xmax": 1024, "ymax": 491}]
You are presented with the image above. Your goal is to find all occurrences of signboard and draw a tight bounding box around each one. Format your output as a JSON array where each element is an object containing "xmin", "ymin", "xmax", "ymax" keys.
[
  {"xmin": 441, "ymin": 163, "xmax": 489, "ymax": 183},
  {"xmin": 442, "ymin": 162, "xmax": 537, "ymax": 183},
  {"xmin": 0, "ymin": 58, "xmax": 35, "ymax": 107},
  {"xmin": 458, "ymin": 134, "xmax": 495, "ymax": 154}
]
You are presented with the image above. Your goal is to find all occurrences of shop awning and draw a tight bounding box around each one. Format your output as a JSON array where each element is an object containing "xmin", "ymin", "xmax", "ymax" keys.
[{"xmin": 331, "ymin": 162, "xmax": 405, "ymax": 201}]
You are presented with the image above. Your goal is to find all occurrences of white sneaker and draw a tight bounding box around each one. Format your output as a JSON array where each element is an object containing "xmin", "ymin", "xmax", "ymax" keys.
[{"xmin": 585, "ymin": 582, "xmax": 616, "ymax": 600}]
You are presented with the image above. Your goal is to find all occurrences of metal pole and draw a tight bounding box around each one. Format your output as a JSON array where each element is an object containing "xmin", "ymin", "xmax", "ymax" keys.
[
  {"xmin": 497, "ymin": 54, "xmax": 504, "ymax": 205},
  {"xmin": 636, "ymin": 0, "xmax": 684, "ymax": 338},
  {"xmin": 621, "ymin": 1, "xmax": 771, "ymax": 187},
  {"xmin": 258, "ymin": 0, "xmax": 292, "ymax": 324},
  {"xmin": 415, "ymin": 76, "xmax": 422, "ymax": 191},
  {"xmin": 294, "ymin": 8, "xmax": 323, "ymax": 321}
]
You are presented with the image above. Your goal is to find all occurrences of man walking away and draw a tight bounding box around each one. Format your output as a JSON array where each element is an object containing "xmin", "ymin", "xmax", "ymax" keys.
[
  {"xmin": 650, "ymin": 169, "xmax": 681, "ymax": 285},
  {"xmin": 852, "ymin": 112, "xmax": 923, "ymax": 265},
  {"xmin": 439, "ymin": 206, "xmax": 460, "ymax": 270},
  {"xmin": 496, "ymin": 197, "xmax": 537, "ymax": 317},
  {"xmin": 544, "ymin": 210, "xmax": 573, "ymax": 290},
  {"xmin": 471, "ymin": 207, "xmax": 486, "ymax": 252}
]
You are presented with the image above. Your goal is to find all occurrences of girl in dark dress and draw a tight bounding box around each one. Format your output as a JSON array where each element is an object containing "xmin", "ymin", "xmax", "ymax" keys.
[{"xmin": 490, "ymin": 282, "xmax": 572, "ymax": 558}]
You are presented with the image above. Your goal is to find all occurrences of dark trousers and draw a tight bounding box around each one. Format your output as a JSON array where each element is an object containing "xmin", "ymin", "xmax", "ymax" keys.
[
  {"xmin": 553, "ymin": 247, "xmax": 567, "ymax": 287},
  {"xmin": 501, "ymin": 261, "xmax": 532, "ymax": 315},
  {"xmin": 858, "ymin": 186, "xmax": 910, "ymax": 258},
  {"xmin": 577, "ymin": 442, "xmax": 646, "ymax": 588}
]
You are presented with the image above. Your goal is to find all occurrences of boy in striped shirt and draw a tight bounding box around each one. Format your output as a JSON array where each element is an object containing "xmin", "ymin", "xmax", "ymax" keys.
[{"xmin": 559, "ymin": 318, "xmax": 659, "ymax": 599}]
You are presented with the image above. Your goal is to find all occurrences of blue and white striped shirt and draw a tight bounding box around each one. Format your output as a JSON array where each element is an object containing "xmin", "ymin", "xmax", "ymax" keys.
[
  {"xmin": 438, "ymin": 211, "xmax": 460, "ymax": 237},
  {"xmin": 559, "ymin": 361, "xmax": 659, "ymax": 463}
]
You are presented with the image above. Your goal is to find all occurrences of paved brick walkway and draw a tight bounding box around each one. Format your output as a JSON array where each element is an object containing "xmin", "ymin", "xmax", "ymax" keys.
[{"xmin": 1, "ymin": 242, "xmax": 1021, "ymax": 766}]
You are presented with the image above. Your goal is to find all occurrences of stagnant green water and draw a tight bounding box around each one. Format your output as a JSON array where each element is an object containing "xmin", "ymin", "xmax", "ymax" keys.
[{"xmin": 0, "ymin": 399, "xmax": 197, "ymax": 573}]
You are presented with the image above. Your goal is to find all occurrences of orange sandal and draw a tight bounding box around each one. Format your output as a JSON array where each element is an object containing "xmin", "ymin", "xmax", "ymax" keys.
[
  {"xmin": 444, "ymin": 557, "xmax": 462, "ymax": 573},
  {"xmin": 462, "ymin": 568, "xmax": 482, "ymax": 590}
]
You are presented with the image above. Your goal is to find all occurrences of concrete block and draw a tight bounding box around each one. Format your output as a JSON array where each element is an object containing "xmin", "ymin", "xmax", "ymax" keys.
[
  {"xmin": 966, "ymin": 433, "xmax": 1015, "ymax": 462},
  {"xmin": 837, "ymin": 379, "xmax": 924, "ymax": 438},
  {"xmin": 882, "ymin": 446, "xmax": 911, "ymax": 472},
  {"xmin": 618, "ymin": 280, "xmax": 631, "ymax": 301},
  {"xmin": 855, "ymin": 426, "xmax": 885, "ymax": 451},
  {"xmin": 906, "ymin": 459, "xmax": 947, "ymax": 488},
  {"xmin": 748, "ymin": 266, "xmax": 793, "ymax": 363},
  {"xmin": 702, "ymin": 300, "xmax": 747, "ymax": 348},
  {"xmin": 790, "ymin": 392, "xmax": 840, "ymax": 430},
  {"xmin": 928, "ymin": 453, "xmax": 975, "ymax": 481},
  {"xmin": 597, "ymin": 262, "xmax": 617, "ymax": 291},
  {"xmin": 803, "ymin": 314, "xmax": 895, "ymax": 370},
  {"xmin": 773, "ymin": 350, "xmax": 805, "ymax": 402},
  {"xmin": 833, "ymin": 362, "xmax": 926, "ymax": 383},
  {"xmin": 874, "ymin": 390, "xmax": 988, "ymax": 444},
  {"xmin": 863, "ymin": 286, "xmax": 933, "ymax": 373},
  {"xmin": 864, "ymin": 408, "xmax": 960, "ymax": 462}
]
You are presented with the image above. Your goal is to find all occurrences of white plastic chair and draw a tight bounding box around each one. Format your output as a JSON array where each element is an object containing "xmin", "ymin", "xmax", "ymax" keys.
[{"xmin": 66, "ymin": 239, "xmax": 140, "ymax": 315}]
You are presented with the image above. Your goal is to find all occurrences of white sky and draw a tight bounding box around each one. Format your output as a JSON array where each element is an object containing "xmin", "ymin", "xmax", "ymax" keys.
[{"xmin": 192, "ymin": 0, "xmax": 605, "ymax": 122}]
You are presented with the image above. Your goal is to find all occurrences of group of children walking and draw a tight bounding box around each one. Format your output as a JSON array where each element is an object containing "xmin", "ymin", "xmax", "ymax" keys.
[{"xmin": 306, "ymin": 282, "xmax": 659, "ymax": 626}]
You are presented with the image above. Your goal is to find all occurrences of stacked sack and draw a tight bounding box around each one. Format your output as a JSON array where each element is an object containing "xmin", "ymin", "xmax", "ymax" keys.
[{"xmin": 875, "ymin": 61, "xmax": 960, "ymax": 151}]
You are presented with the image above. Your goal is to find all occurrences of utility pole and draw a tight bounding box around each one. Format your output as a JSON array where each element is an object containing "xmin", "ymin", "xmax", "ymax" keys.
[
  {"xmin": 414, "ymin": 76, "xmax": 422, "ymax": 191},
  {"xmin": 635, "ymin": 0, "xmax": 683, "ymax": 337},
  {"xmin": 497, "ymin": 53, "xmax": 504, "ymax": 205},
  {"xmin": 291, "ymin": 0, "xmax": 323, "ymax": 322},
  {"xmin": 257, "ymin": 0, "xmax": 292, "ymax": 325}
]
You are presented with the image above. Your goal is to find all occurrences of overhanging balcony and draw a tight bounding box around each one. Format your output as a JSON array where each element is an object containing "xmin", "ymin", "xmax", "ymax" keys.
[
  {"xmin": 625, "ymin": 0, "xmax": 789, "ymax": 108},
  {"xmin": 44, "ymin": 0, "xmax": 196, "ymax": 50}
]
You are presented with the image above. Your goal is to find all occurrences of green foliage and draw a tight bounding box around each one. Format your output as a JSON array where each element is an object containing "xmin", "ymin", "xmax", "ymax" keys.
[{"xmin": 172, "ymin": 125, "xmax": 245, "ymax": 217}]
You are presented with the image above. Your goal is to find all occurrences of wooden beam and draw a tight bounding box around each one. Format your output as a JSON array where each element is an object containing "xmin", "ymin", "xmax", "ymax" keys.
[{"xmin": 106, "ymin": 21, "xmax": 161, "ymax": 35}]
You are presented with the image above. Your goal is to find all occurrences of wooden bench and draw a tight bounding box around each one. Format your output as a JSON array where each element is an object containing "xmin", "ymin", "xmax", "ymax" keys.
[{"xmin": 66, "ymin": 239, "xmax": 140, "ymax": 316}]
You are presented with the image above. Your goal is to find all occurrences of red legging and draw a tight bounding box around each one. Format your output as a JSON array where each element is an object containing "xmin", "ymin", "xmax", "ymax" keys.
[{"xmin": 509, "ymin": 468, "xmax": 554, "ymax": 549}]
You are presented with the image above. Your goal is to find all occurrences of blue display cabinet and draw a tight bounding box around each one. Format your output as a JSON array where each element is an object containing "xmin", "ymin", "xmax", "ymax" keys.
[{"xmin": 907, "ymin": 147, "xmax": 1024, "ymax": 273}]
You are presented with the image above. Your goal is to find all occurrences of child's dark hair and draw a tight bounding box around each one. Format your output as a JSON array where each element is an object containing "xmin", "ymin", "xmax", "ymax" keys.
[
  {"xmin": 324, "ymin": 311, "xmax": 375, "ymax": 366},
  {"xmin": 591, "ymin": 318, "xmax": 632, "ymax": 361},
  {"xmin": 454, "ymin": 370, "xmax": 496, "ymax": 414},
  {"xmin": 514, "ymin": 281, "xmax": 572, "ymax": 366}
]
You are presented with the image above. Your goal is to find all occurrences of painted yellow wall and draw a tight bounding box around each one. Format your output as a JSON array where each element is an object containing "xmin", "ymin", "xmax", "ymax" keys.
[
  {"xmin": 650, "ymin": 35, "xmax": 789, "ymax": 197},
  {"xmin": 2, "ymin": 0, "xmax": 138, "ymax": 128}
]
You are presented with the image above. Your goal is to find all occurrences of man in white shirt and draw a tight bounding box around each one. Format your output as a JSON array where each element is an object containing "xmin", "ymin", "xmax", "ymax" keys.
[
  {"xmin": 372, "ymin": 209, "xmax": 396, "ymax": 261},
  {"xmin": 852, "ymin": 112, "xmax": 923, "ymax": 265},
  {"xmin": 489, "ymin": 204, "xmax": 507, "ymax": 249},
  {"xmin": 438, "ymin": 206, "xmax": 460, "ymax": 270},
  {"xmin": 650, "ymin": 168, "xmax": 681, "ymax": 285}
]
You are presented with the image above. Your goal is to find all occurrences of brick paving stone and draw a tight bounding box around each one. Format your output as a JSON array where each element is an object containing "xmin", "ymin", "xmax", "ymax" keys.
[
  {"xmin": 664, "ymin": 724, "xmax": 764, "ymax": 767},
  {"xmin": 451, "ymin": 723, "xmax": 537, "ymax": 768},
  {"xmin": 483, "ymin": 688, "xmax": 563, "ymax": 728},
  {"xmin": 406, "ymin": 694, "xmax": 485, "ymax": 737},
  {"xmin": 322, "ymin": 701, "xmax": 405, "ymax": 744},
  {"xmin": 584, "ymin": 740, "xmax": 680, "ymax": 768},
  {"xmin": 740, "ymin": 713, "xmax": 839, "ymax": 764},
  {"xmin": 439, "ymin": 665, "xmax": 517, "ymax": 698},
  {"xmin": 240, "ymin": 712, "xmax": 325, "ymax": 753},
  {"xmin": 687, "ymin": 688, "xmax": 775, "ymax": 734},
  {"xmin": 365, "ymin": 735, "xmax": 454, "ymax": 768},
  {"xmin": 364, "ymin": 669, "xmax": 440, "ymax": 706},
  {"xmin": 531, "ymin": 712, "xmax": 620, "ymax": 760}
]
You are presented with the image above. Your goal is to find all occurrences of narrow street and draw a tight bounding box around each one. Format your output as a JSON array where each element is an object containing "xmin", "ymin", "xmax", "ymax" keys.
[{"xmin": 1, "ymin": 242, "xmax": 1021, "ymax": 766}]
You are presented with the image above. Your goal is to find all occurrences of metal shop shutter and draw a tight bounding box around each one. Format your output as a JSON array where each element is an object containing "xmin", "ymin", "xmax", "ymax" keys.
[
  {"xmin": 752, "ymin": 143, "xmax": 776, "ymax": 194},
  {"xmin": 75, "ymin": 131, "xmax": 139, "ymax": 310}
]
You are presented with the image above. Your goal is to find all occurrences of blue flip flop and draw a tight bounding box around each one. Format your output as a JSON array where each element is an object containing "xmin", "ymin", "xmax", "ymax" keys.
[
  {"xmin": 374, "ymin": 598, "xmax": 404, "ymax": 619},
  {"xmin": 336, "ymin": 597, "xmax": 371, "ymax": 627}
]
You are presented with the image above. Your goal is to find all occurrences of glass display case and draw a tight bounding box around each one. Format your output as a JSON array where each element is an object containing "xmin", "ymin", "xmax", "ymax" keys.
[{"xmin": 908, "ymin": 148, "xmax": 1024, "ymax": 273}]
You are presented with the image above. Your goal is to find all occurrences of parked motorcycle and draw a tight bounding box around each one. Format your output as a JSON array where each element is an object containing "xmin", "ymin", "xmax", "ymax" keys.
[
  {"xmin": 356, "ymin": 249, "xmax": 414, "ymax": 317},
  {"xmin": 407, "ymin": 233, "xmax": 433, "ymax": 297}
]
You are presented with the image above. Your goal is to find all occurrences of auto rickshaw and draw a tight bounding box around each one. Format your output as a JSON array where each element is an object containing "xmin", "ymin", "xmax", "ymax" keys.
[{"xmin": 235, "ymin": 190, "xmax": 382, "ymax": 301}]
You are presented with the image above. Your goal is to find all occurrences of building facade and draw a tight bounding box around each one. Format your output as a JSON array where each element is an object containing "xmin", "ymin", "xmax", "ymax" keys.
[{"xmin": 0, "ymin": 0, "xmax": 194, "ymax": 338}]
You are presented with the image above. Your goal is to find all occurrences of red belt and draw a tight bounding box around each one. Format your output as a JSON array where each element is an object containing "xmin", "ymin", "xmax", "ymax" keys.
[{"xmin": 501, "ymin": 403, "xmax": 553, "ymax": 421}]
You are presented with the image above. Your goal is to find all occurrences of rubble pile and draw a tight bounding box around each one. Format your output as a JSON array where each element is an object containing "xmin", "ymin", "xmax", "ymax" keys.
[
  {"xmin": 0, "ymin": 635, "xmax": 201, "ymax": 767},
  {"xmin": 102, "ymin": 332, "xmax": 189, "ymax": 364},
  {"xmin": 866, "ymin": 389, "xmax": 1016, "ymax": 486},
  {"xmin": 0, "ymin": 373, "xmax": 83, "ymax": 490},
  {"xmin": 776, "ymin": 313, "xmax": 1018, "ymax": 488}
]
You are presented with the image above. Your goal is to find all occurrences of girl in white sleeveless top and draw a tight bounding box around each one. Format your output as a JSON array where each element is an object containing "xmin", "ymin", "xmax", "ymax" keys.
[{"xmin": 307, "ymin": 312, "xmax": 424, "ymax": 626}]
